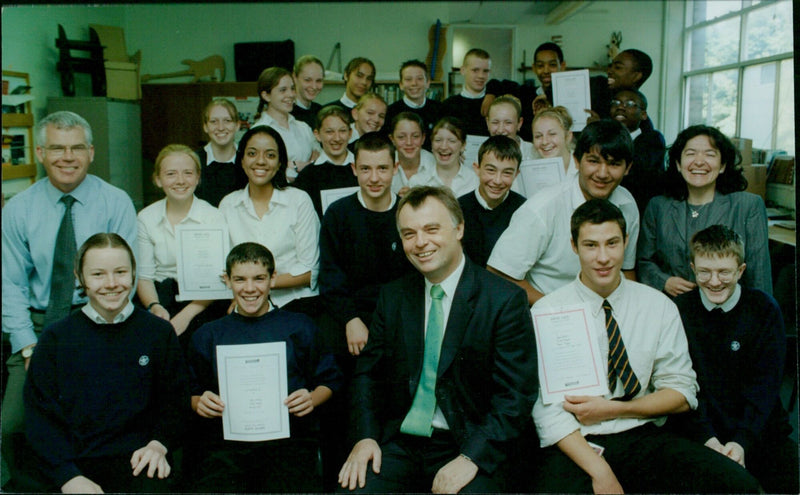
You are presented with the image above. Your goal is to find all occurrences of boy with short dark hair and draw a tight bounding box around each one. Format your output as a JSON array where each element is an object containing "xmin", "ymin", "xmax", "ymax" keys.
[
  {"xmin": 384, "ymin": 60, "xmax": 444, "ymax": 141},
  {"xmin": 673, "ymin": 225, "xmax": 798, "ymax": 494},
  {"xmin": 458, "ymin": 135, "xmax": 525, "ymax": 267},
  {"xmin": 488, "ymin": 119, "xmax": 640, "ymax": 306},
  {"xmin": 185, "ymin": 242, "xmax": 342, "ymax": 492},
  {"xmin": 612, "ymin": 89, "xmax": 666, "ymax": 215},
  {"xmin": 442, "ymin": 48, "xmax": 492, "ymax": 136}
]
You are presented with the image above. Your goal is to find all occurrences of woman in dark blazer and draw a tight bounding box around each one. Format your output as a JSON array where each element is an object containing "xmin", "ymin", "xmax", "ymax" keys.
[{"xmin": 637, "ymin": 125, "xmax": 771, "ymax": 297}]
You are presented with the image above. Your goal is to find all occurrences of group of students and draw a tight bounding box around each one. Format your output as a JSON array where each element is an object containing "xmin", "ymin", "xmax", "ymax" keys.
[{"xmin": 1, "ymin": 41, "xmax": 796, "ymax": 494}]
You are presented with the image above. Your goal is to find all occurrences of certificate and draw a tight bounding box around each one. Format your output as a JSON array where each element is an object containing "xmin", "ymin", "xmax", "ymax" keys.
[
  {"xmin": 217, "ymin": 342, "xmax": 290, "ymax": 442},
  {"xmin": 532, "ymin": 303, "xmax": 609, "ymax": 404},
  {"xmin": 552, "ymin": 69, "xmax": 591, "ymax": 132},
  {"xmin": 175, "ymin": 225, "xmax": 232, "ymax": 301},
  {"xmin": 463, "ymin": 134, "xmax": 489, "ymax": 168},
  {"xmin": 321, "ymin": 186, "xmax": 360, "ymax": 215},
  {"xmin": 517, "ymin": 157, "xmax": 564, "ymax": 197}
]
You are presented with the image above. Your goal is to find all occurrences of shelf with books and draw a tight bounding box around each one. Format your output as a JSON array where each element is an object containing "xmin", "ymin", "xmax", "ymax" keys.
[{"xmin": 2, "ymin": 70, "xmax": 36, "ymax": 183}]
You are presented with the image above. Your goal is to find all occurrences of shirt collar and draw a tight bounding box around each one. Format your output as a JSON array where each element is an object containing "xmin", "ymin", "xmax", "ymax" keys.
[
  {"xmin": 294, "ymin": 99, "xmax": 311, "ymax": 110},
  {"xmin": 204, "ymin": 142, "xmax": 237, "ymax": 165},
  {"xmin": 460, "ymin": 88, "xmax": 486, "ymax": 99},
  {"xmin": 235, "ymin": 185, "xmax": 289, "ymax": 209},
  {"xmin": 44, "ymin": 175, "xmax": 93, "ymax": 206},
  {"xmin": 315, "ymin": 149, "xmax": 355, "ymax": 166},
  {"xmin": 629, "ymin": 128, "xmax": 642, "ymax": 141},
  {"xmin": 699, "ymin": 283, "xmax": 742, "ymax": 312},
  {"xmin": 474, "ymin": 188, "xmax": 508, "ymax": 210},
  {"xmin": 403, "ymin": 95, "xmax": 426, "ymax": 109},
  {"xmin": 82, "ymin": 301, "xmax": 135, "ymax": 324},
  {"xmin": 574, "ymin": 272, "xmax": 625, "ymax": 315},
  {"xmin": 340, "ymin": 94, "xmax": 358, "ymax": 108},
  {"xmin": 425, "ymin": 253, "xmax": 466, "ymax": 301},
  {"xmin": 356, "ymin": 189, "xmax": 397, "ymax": 211}
]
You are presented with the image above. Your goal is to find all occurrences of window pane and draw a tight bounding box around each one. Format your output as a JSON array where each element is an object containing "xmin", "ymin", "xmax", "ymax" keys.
[
  {"xmin": 775, "ymin": 58, "xmax": 794, "ymax": 153},
  {"xmin": 684, "ymin": 69, "xmax": 738, "ymax": 136},
  {"xmin": 740, "ymin": 63, "xmax": 776, "ymax": 149},
  {"xmin": 743, "ymin": 1, "xmax": 793, "ymax": 60},
  {"xmin": 687, "ymin": 17, "xmax": 740, "ymax": 70},
  {"xmin": 688, "ymin": 0, "xmax": 742, "ymax": 25}
]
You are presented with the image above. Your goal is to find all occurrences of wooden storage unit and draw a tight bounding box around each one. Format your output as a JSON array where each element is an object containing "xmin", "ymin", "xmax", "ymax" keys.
[{"xmin": 2, "ymin": 70, "xmax": 37, "ymax": 183}]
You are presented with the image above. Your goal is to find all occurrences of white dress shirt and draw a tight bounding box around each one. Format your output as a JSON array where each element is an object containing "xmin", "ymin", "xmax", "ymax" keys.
[
  {"xmin": 252, "ymin": 112, "xmax": 318, "ymax": 163},
  {"xmin": 532, "ymin": 275, "xmax": 698, "ymax": 447},
  {"xmin": 408, "ymin": 162, "xmax": 478, "ymax": 198},
  {"xmin": 487, "ymin": 175, "xmax": 639, "ymax": 295},
  {"xmin": 392, "ymin": 150, "xmax": 435, "ymax": 194},
  {"xmin": 218, "ymin": 186, "xmax": 320, "ymax": 307},
  {"xmin": 203, "ymin": 142, "xmax": 237, "ymax": 166},
  {"xmin": 137, "ymin": 197, "xmax": 226, "ymax": 282},
  {"xmin": 314, "ymin": 149, "xmax": 355, "ymax": 166}
]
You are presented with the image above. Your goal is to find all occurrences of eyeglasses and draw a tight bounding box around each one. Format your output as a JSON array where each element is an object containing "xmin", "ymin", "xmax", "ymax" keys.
[
  {"xmin": 610, "ymin": 99, "xmax": 640, "ymax": 109},
  {"xmin": 44, "ymin": 144, "xmax": 90, "ymax": 157},
  {"xmin": 694, "ymin": 268, "xmax": 738, "ymax": 283}
]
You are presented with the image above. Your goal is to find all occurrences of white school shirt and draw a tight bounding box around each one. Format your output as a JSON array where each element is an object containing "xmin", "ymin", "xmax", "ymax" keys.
[
  {"xmin": 349, "ymin": 123, "xmax": 360, "ymax": 144},
  {"xmin": 252, "ymin": 113, "xmax": 317, "ymax": 162},
  {"xmin": 82, "ymin": 301, "xmax": 135, "ymax": 324},
  {"xmin": 408, "ymin": 162, "xmax": 478, "ymax": 198},
  {"xmin": 137, "ymin": 197, "xmax": 226, "ymax": 282},
  {"xmin": 339, "ymin": 94, "xmax": 358, "ymax": 109},
  {"xmin": 314, "ymin": 149, "xmax": 355, "ymax": 166},
  {"xmin": 424, "ymin": 254, "xmax": 466, "ymax": 430},
  {"xmin": 391, "ymin": 149, "xmax": 435, "ymax": 194},
  {"xmin": 532, "ymin": 275, "xmax": 698, "ymax": 447},
  {"xmin": 487, "ymin": 175, "xmax": 639, "ymax": 295},
  {"xmin": 218, "ymin": 186, "xmax": 320, "ymax": 307}
]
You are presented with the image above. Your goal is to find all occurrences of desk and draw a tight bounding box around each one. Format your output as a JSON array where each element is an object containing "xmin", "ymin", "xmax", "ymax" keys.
[{"xmin": 769, "ymin": 224, "xmax": 796, "ymax": 247}]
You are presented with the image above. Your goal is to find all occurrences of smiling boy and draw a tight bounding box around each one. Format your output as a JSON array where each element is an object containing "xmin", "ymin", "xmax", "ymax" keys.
[
  {"xmin": 672, "ymin": 225, "xmax": 798, "ymax": 493},
  {"xmin": 185, "ymin": 242, "xmax": 342, "ymax": 492},
  {"xmin": 325, "ymin": 57, "xmax": 376, "ymax": 110},
  {"xmin": 442, "ymin": 48, "xmax": 492, "ymax": 136},
  {"xmin": 487, "ymin": 119, "xmax": 639, "ymax": 306},
  {"xmin": 458, "ymin": 135, "xmax": 525, "ymax": 267},
  {"xmin": 384, "ymin": 60, "xmax": 444, "ymax": 141}
]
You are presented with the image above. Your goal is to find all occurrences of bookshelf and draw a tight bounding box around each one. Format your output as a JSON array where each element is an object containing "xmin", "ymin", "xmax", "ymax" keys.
[{"xmin": 2, "ymin": 70, "xmax": 37, "ymax": 183}]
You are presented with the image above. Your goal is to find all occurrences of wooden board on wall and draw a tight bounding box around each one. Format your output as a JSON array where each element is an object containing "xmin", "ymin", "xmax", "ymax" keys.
[{"xmin": 141, "ymin": 82, "xmax": 256, "ymax": 161}]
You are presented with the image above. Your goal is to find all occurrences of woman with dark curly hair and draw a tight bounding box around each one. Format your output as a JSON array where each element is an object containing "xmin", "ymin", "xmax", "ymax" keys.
[{"xmin": 637, "ymin": 125, "xmax": 771, "ymax": 297}]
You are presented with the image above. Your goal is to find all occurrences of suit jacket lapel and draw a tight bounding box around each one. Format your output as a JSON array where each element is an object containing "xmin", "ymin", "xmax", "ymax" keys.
[
  {"xmin": 404, "ymin": 275, "xmax": 426, "ymax": 396},
  {"xmin": 437, "ymin": 259, "xmax": 477, "ymax": 376}
]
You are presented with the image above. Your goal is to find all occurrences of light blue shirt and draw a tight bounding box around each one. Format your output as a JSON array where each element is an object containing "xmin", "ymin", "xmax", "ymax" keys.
[{"xmin": 2, "ymin": 175, "xmax": 137, "ymax": 352}]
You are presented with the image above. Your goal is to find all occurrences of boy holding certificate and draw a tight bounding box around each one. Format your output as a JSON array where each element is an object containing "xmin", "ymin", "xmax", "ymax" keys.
[
  {"xmin": 185, "ymin": 242, "xmax": 342, "ymax": 492},
  {"xmin": 529, "ymin": 199, "xmax": 759, "ymax": 493}
]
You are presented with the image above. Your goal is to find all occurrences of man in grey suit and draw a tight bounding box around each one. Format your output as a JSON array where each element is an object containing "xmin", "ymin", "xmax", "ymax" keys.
[{"xmin": 338, "ymin": 186, "xmax": 537, "ymax": 493}]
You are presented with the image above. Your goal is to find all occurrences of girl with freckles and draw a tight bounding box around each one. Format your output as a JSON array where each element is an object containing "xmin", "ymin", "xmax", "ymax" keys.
[
  {"xmin": 24, "ymin": 233, "xmax": 191, "ymax": 494},
  {"xmin": 637, "ymin": 125, "xmax": 771, "ymax": 297}
]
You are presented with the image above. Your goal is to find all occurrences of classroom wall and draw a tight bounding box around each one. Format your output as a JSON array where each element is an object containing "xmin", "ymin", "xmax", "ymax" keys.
[{"xmin": 2, "ymin": 1, "xmax": 666, "ymax": 123}]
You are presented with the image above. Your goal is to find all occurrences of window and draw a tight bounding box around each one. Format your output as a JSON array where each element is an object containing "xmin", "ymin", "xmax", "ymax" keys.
[{"xmin": 682, "ymin": 0, "xmax": 793, "ymax": 152}]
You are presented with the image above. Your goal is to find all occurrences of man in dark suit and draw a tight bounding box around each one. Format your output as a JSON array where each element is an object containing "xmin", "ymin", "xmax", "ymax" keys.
[{"xmin": 338, "ymin": 186, "xmax": 537, "ymax": 493}]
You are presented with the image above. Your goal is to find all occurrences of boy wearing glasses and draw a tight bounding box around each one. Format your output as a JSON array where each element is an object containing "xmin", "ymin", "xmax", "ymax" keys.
[
  {"xmin": 612, "ymin": 89, "xmax": 666, "ymax": 215},
  {"xmin": 2, "ymin": 111, "xmax": 137, "ymax": 490},
  {"xmin": 673, "ymin": 225, "xmax": 798, "ymax": 493}
]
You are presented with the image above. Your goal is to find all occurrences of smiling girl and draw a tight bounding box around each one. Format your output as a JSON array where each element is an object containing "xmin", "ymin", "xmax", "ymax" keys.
[
  {"xmin": 389, "ymin": 112, "xmax": 435, "ymax": 196},
  {"xmin": 194, "ymin": 98, "xmax": 246, "ymax": 207},
  {"xmin": 24, "ymin": 233, "xmax": 190, "ymax": 493},
  {"xmin": 531, "ymin": 106, "xmax": 577, "ymax": 180},
  {"xmin": 137, "ymin": 145, "xmax": 227, "ymax": 347},
  {"xmin": 409, "ymin": 117, "xmax": 477, "ymax": 198},
  {"xmin": 291, "ymin": 55, "xmax": 325, "ymax": 129},
  {"xmin": 218, "ymin": 126, "xmax": 320, "ymax": 316},
  {"xmin": 253, "ymin": 67, "xmax": 319, "ymax": 181}
]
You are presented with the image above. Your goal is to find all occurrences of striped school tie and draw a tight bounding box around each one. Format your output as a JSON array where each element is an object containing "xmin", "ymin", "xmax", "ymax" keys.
[{"xmin": 603, "ymin": 299, "xmax": 641, "ymax": 399}]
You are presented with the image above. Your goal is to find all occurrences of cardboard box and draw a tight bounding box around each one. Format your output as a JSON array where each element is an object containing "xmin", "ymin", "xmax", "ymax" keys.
[
  {"xmin": 104, "ymin": 61, "xmax": 140, "ymax": 100},
  {"xmin": 743, "ymin": 163, "xmax": 767, "ymax": 199}
]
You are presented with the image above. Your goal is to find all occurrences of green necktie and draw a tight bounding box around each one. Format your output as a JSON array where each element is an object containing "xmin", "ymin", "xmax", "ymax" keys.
[{"xmin": 400, "ymin": 284, "xmax": 445, "ymax": 437}]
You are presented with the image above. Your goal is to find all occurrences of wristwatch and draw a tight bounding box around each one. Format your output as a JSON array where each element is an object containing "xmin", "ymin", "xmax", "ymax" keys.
[{"xmin": 21, "ymin": 345, "xmax": 35, "ymax": 359}]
